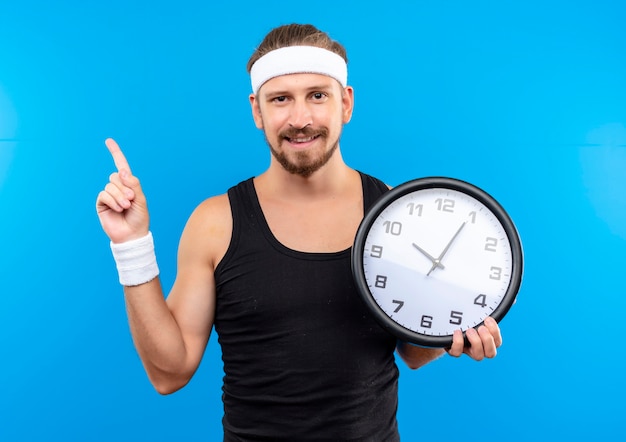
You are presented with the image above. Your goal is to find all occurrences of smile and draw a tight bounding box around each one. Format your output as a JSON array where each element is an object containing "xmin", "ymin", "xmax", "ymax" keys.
[
  {"xmin": 285, "ymin": 135, "xmax": 319, "ymax": 144},
  {"xmin": 285, "ymin": 134, "xmax": 320, "ymax": 147}
]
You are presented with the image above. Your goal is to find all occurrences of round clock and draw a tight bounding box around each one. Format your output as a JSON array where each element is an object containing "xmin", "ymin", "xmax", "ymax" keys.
[{"xmin": 352, "ymin": 177, "xmax": 523, "ymax": 347}]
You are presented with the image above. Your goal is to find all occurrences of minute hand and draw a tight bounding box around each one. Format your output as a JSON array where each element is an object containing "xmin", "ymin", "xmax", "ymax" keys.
[{"xmin": 427, "ymin": 221, "xmax": 467, "ymax": 276}]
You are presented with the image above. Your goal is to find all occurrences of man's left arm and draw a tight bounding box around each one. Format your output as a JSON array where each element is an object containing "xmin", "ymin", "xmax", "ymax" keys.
[{"xmin": 396, "ymin": 343, "xmax": 446, "ymax": 369}]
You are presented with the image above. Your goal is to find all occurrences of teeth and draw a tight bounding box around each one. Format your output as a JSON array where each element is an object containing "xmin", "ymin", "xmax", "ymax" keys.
[{"xmin": 291, "ymin": 136, "xmax": 315, "ymax": 143}]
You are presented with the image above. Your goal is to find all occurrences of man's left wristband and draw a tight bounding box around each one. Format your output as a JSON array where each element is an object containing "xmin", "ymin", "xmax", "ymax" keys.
[{"xmin": 110, "ymin": 232, "xmax": 160, "ymax": 286}]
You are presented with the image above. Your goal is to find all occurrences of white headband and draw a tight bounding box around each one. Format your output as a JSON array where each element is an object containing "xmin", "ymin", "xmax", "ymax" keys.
[{"xmin": 250, "ymin": 45, "xmax": 348, "ymax": 94}]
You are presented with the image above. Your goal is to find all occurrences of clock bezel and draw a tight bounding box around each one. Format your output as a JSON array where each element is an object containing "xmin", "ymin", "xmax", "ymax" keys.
[{"xmin": 351, "ymin": 176, "xmax": 524, "ymax": 347}]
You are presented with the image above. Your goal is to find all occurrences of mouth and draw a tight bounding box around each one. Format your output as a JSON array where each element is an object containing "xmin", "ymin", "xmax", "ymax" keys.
[
  {"xmin": 284, "ymin": 134, "xmax": 320, "ymax": 145},
  {"xmin": 279, "ymin": 126, "xmax": 328, "ymax": 148}
]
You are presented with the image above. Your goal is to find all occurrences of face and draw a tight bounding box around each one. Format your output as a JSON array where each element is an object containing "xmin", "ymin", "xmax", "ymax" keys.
[{"xmin": 250, "ymin": 73, "xmax": 354, "ymax": 178}]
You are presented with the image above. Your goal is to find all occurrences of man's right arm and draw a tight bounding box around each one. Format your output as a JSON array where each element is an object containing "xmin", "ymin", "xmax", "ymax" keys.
[
  {"xmin": 129, "ymin": 195, "xmax": 230, "ymax": 394},
  {"xmin": 95, "ymin": 138, "xmax": 227, "ymax": 394},
  {"xmin": 123, "ymin": 199, "xmax": 221, "ymax": 394}
]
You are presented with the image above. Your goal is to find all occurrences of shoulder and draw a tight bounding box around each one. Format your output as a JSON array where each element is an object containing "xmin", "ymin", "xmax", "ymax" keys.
[
  {"xmin": 179, "ymin": 193, "xmax": 232, "ymax": 270},
  {"xmin": 358, "ymin": 171, "xmax": 391, "ymax": 191},
  {"xmin": 190, "ymin": 193, "xmax": 231, "ymax": 223}
]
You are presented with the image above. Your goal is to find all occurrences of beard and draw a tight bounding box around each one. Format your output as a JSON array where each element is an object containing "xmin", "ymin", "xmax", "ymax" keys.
[{"xmin": 266, "ymin": 126, "xmax": 340, "ymax": 178}]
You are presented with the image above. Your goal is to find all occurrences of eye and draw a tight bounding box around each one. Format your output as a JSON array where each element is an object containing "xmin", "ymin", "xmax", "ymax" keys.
[
  {"xmin": 311, "ymin": 92, "xmax": 328, "ymax": 101},
  {"xmin": 272, "ymin": 96, "xmax": 288, "ymax": 103}
]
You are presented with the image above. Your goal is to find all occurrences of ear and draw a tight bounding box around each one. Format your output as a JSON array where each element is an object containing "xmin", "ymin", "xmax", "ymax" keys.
[
  {"xmin": 249, "ymin": 93, "xmax": 264, "ymax": 129},
  {"xmin": 341, "ymin": 86, "xmax": 355, "ymax": 124}
]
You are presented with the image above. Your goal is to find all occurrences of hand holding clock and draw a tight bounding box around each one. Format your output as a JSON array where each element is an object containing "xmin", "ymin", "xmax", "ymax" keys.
[
  {"xmin": 446, "ymin": 315, "xmax": 502, "ymax": 359},
  {"xmin": 397, "ymin": 315, "xmax": 501, "ymax": 367}
]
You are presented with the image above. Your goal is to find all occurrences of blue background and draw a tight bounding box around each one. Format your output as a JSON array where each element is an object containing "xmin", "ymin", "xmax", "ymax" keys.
[{"xmin": 1, "ymin": 1, "xmax": 625, "ymax": 440}]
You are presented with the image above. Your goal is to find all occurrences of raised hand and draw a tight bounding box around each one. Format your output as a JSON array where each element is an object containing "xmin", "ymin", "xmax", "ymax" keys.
[{"xmin": 96, "ymin": 138, "xmax": 150, "ymax": 244}]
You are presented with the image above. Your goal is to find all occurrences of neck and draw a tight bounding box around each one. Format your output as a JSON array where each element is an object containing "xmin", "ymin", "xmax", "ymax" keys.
[{"xmin": 257, "ymin": 147, "xmax": 355, "ymax": 200}]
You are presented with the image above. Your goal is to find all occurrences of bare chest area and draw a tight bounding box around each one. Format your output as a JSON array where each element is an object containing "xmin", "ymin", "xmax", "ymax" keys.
[{"xmin": 260, "ymin": 198, "xmax": 363, "ymax": 253}]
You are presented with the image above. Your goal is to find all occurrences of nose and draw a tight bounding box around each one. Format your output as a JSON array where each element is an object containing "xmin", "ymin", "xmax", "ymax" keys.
[{"xmin": 288, "ymin": 99, "xmax": 313, "ymax": 129}]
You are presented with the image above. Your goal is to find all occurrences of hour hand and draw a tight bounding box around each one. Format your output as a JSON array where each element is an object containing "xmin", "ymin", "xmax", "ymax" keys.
[{"xmin": 412, "ymin": 243, "xmax": 445, "ymax": 271}]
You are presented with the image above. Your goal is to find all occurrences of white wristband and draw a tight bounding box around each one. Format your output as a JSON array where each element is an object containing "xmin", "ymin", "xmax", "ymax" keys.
[{"xmin": 110, "ymin": 232, "xmax": 160, "ymax": 286}]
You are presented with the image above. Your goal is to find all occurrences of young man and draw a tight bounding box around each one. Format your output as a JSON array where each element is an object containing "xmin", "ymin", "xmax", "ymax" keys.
[{"xmin": 96, "ymin": 23, "xmax": 502, "ymax": 441}]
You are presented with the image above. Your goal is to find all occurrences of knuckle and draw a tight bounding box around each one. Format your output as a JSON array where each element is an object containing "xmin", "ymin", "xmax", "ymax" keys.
[
  {"xmin": 128, "ymin": 175, "xmax": 141, "ymax": 186},
  {"xmin": 448, "ymin": 349, "xmax": 461, "ymax": 358}
]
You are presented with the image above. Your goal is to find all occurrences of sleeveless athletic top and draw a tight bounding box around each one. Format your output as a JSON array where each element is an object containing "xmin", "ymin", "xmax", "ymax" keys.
[{"xmin": 214, "ymin": 173, "xmax": 400, "ymax": 442}]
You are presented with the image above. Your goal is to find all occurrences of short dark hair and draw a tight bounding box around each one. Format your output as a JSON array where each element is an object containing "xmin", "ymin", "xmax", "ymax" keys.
[{"xmin": 247, "ymin": 24, "xmax": 348, "ymax": 73}]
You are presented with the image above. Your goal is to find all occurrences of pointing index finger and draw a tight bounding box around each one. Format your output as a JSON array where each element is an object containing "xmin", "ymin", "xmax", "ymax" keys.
[{"xmin": 105, "ymin": 138, "xmax": 132, "ymax": 174}]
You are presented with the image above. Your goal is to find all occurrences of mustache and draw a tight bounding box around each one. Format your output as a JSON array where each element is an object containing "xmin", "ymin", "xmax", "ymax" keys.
[{"xmin": 279, "ymin": 126, "xmax": 328, "ymax": 140}]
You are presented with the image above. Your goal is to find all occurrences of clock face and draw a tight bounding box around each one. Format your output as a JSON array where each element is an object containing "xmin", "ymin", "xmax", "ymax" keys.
[{"xmin": 352, "ymin": 177, "xmax": 523, "ymax": 347}]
